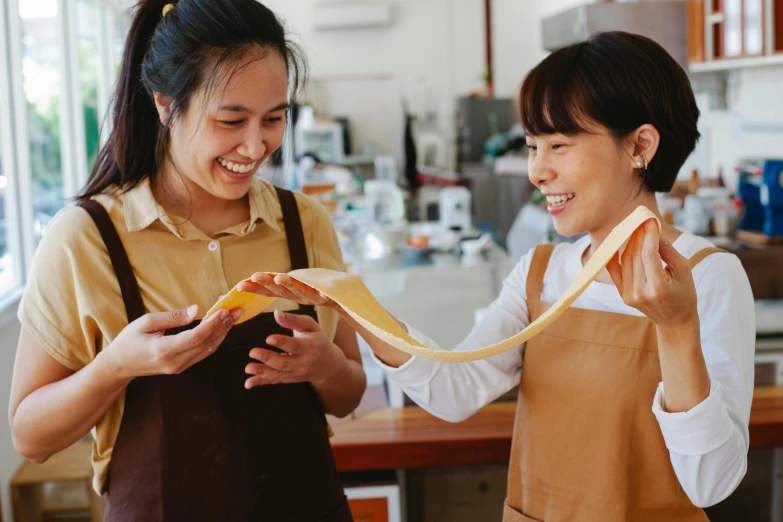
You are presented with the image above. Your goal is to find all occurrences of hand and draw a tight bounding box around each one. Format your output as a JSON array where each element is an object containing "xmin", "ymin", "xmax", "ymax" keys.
[
  {"xmin": 105, "ymin": 305, "xmax": 244, "ymax": 381},
  {"xmin": 238, "ymin": 273, "xmax": 342, "ymax": 311},
  {"xmin": 244, "ymin": 310, "xmax": 347, "ymax": 389},
  {"xmin": 606, "ymin": 220, "xmax": 698, "ymax": 329}
]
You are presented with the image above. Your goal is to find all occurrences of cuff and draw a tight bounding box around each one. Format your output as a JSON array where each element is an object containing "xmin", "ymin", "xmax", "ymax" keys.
[
  {"xmin": 651, "ymin": 380, "xmax": 735, "ymax": 456},
  {"xmin": 368, "ymin": 321, "xmax": 442, "ymax": 385}
]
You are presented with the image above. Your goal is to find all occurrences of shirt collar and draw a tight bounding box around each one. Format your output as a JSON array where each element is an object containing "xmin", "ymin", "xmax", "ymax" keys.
[{"xmin": 121, "ymin": 176, "xmax": 281, "ymax": 237}]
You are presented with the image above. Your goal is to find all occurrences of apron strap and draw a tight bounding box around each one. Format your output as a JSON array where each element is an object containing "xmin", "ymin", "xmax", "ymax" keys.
[
  {"xmin": 526, "ymin": 243, "xmax": 556, "ymax": 302},
  {"xmin": 77, "ymin": 199, "xmax": 146, "ymax": 323},
  {"xmin": 274, "ymin": 187, "xmax": 316, "ymax": 314},
  {"xmin": 689, "ymin": 247, "xmax": 728, "ymax": 270}
]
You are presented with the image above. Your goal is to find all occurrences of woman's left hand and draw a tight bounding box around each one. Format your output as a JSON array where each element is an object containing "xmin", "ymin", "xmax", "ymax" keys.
[
  {"xmin": 244, "ymin": 310, "xmax": 347, "ymax": 389},
  {"xmin": 606, "ymin": 219, "xmax": 698, "ymax": 329}
]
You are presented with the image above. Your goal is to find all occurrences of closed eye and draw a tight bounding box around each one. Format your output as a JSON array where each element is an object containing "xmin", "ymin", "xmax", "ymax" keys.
[{"xmin": 219, "ymin": 120, "xmax": 244, "ymax": 127}]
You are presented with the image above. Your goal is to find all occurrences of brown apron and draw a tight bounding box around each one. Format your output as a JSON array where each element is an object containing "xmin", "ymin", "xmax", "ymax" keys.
[
  {"xmin": 504, "ymin": 243, "xmax": 725, "ymax": 522},
  {"xmin": 78, "ymin": 187, "xmax": 352, "ymax": 522}
]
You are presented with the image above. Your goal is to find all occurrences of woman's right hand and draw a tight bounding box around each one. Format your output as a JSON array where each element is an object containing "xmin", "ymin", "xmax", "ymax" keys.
[{"xmin": 104, "ymin": 305, "xmax": 244, "ymax": 381}]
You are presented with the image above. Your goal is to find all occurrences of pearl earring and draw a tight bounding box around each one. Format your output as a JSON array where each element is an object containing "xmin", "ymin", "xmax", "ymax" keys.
[{"xmin": 636, "ymin": 161, "xmax": 642, "ymax": 167}]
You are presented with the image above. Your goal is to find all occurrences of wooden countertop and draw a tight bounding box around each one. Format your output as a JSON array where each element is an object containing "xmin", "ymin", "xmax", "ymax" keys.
[{"xmin": 331, "ymin": 386, "xmax": 783, "ymax": 472}]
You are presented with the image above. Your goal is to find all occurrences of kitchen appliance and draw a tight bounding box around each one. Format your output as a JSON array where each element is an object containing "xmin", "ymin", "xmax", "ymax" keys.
[
  {"xmin": 439, "ymin": 186, "xmax": 473, "ymax": 234},
  {"xmin": 541, "ymin": 1, "xmax": 688, "ymax": 67},
  {"xmin": 456, "ymin": 97, "xmax": 514, "ymax": 163},
  {"xmin": 362, "ymin": 179, "xmax": 407, "ymax": 258},
  {"xmin": 295, "ymin": 120, "xmax": 345, "ymax": 164},
  {"xmin": 364, "ymin": 180, "xmax": 405, "ymax": 226}
]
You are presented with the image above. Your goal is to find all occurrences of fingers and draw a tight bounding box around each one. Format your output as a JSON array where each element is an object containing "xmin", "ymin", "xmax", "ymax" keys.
[
  {"xmin": 237, "ymin": 280, "xmax": 275, "ymax": 297},
  {"xmin": 621, "ymin": 229, "xmax": 637, "ymax": 298},
  {"xmin": 273, "ymin": 309, "xmax": 319, "ymax": 333},
  {"xmin": 273, "ymin": 274, "xmax": 329, "ymax": 305},
  {"xmin": 244, "ymin": 367, "xmax": 290, "ymax": 389},
  {"xmin": 159, "ymin": 307, "xmax": 244, "ymax": 356},
  {"xmin": 248, "ymin": 347, "xmax": 295, "ymax": 370},
  {"xmin": 631, "ymin": 227, "xmax": 647, "ymax": 295},
  {"xmin": 262, "ymin": 333, "xmax": 301, "ymax": 355},
  {"xmin": 658, "ymin": 234, "xmax": 689, "ymax": 275},
  {"xmin": 139, "ymin": 305, "xmax": 199, "ymax": 333},
  {"xmin": 606, "ymin": 252, "xmax": 623, "ymax": 290},
  {"xmin": 640, "ymin": 220, "xmax": 666, "ymax": 288}
]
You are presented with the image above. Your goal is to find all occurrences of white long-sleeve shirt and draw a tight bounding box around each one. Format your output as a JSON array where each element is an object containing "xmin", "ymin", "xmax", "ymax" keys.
[{"xmin": 372, "ymin": 232, "xmax": 756, "ymax": 508}]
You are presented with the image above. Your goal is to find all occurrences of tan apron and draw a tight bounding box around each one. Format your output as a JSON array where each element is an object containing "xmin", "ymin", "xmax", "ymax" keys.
[{"xmin": 504, "ymin": 243, "xmax": 724, "ymax": 522}]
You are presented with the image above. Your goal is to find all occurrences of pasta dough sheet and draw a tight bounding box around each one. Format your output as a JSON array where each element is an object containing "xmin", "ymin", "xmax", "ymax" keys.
[{"xmin": 205, "ymin": 206, "xmax": 659, "ymax": 362}]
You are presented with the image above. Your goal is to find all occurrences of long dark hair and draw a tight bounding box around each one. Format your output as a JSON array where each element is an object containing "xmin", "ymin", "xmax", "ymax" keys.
[
  {"xmin": 78, "ymin": 0, "xmax": 306, "ymax": 201},
  {"xmin": 518, "ymin": 31, "xmax": 700, "ymax": 193}
]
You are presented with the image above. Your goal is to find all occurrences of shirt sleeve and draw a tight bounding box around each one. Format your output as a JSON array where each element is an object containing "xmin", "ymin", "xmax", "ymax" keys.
[
  {"xmin": 298, "ymin": 193, "xmax": 346, "ymax": 342},
  {"xmin": 651, "ymin": 253, "xmax": 755, "ymax": 507},
  {"xmin": 371, "ymin": 251, "xmax": 534, "ymax": 422},
  {"xmin": 17, "ymin": 206, "xmax": 114, "ymax": 370}
]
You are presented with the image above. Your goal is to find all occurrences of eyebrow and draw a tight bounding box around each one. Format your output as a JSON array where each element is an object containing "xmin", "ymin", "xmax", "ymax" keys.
[{"xmin": 217, "ymin": 102, "xmax": 290, "ymax": 114}]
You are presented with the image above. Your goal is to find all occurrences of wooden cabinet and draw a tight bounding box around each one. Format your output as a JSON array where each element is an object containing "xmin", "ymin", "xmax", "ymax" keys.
[{"xmin": 688, "ymin": 0, "xmax": 783, "ymax": 69}]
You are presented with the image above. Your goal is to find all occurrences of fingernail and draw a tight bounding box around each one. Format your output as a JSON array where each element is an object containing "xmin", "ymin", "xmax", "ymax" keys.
[
  {"xmin": 187, "ymin": 305, "xmax": 198, "ymax": 319},
  {"xmin": 218, "ymin": 309, "xmax": 229, "ymax": 320},
  {"xmin": 232, "ymin": 309, "xmax": 245, "ymax": 321}
]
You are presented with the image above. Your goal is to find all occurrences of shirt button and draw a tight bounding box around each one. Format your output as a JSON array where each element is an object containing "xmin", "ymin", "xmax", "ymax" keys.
[{"xmin": 208, "ymin": 241, "xmax": 219, "ymax": 252}]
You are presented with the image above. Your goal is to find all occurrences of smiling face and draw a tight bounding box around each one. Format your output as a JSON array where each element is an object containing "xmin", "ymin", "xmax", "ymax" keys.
[
  {"xmin": 526, "ymin": 124, "xmax": 654, "ymax": 239},
  {"xmin": 155, "ymin": 47, "xmax": 289, "ymax": 203}
]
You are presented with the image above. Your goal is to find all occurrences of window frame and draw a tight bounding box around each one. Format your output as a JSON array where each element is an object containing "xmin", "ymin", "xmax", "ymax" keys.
[{"xmin": 0, "ymin": 0, "xmax": 130, "ymax": 318}]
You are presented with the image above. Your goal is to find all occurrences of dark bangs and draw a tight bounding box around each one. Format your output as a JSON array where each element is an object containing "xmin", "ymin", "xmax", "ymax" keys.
[{"xmin": 519, "ymin": 42, "xmax": 595, "ymax": 137}]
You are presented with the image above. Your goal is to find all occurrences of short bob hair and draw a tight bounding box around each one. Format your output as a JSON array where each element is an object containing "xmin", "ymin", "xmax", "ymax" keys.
[{"xmin": 519, "ymin": 31, "xmax": 700, "ymax": 193}]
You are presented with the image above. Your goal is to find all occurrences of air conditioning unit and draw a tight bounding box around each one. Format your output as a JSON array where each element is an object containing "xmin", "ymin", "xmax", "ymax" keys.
[{"xmin": 312, "ymin": 3, "xmax": 393, "ymax": 31}]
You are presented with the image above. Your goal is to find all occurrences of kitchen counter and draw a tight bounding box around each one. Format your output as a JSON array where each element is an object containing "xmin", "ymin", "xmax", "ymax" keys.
[{"xmin": 331, "ymin": 386, "xmax": 783, "ymax": 472}]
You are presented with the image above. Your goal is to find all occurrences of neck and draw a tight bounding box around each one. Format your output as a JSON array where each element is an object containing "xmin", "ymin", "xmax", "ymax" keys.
[
  {"xmin": 152, "ymin": 162, "xmax": 250, "ymax": 235},
  {"xmin": 584, "ymin": 190, "xmax": 679, "ymax": 263}
]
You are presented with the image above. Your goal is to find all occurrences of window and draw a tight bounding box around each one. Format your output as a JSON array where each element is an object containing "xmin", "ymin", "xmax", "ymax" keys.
[
  {"xmin": 76, "ymin": 0, "xmax": 101, "ymax": 173},
  {"xmin": 113, "ymin": 8, "xmax": 129, "ymax": 75},
  {"xmin": 19, "ymin": 0, "xmax": 66, "ymax": 241},
  {"xmin": 0, "ymin": 94, "xmax": 10, "ymax": 292},
  {"xmin": 0, "ymin": 0, "xmax": 128, "ymax": 304}
]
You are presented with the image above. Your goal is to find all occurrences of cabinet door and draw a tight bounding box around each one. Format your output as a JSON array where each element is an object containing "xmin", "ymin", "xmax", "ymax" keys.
[
  {"xmin": 744, "ymin": 0, "xmax": 764, "ymax": 55},
  {"xmin": 688, "ymin": 0, "xmax": 706, "ymax": 62},
  {"xmin": 724, "ymin": 0, "xmax": 743, "ymax": 56}
]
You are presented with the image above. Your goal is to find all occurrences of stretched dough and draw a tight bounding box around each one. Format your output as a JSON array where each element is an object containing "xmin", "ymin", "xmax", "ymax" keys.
[{"xmin": 205, "ymin": 206, "xmax": 659, "ymax": 362}]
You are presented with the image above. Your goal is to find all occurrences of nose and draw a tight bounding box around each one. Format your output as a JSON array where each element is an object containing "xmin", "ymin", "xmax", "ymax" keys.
[
  {"xmin": 528, "ymin": 151, "xmax": 555, "ymax": 188},
  {"xmin": 237, "ymin": 125, "xmax": 267, "ymax": 160}
]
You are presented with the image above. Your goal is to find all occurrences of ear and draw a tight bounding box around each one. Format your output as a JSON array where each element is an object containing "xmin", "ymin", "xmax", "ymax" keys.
[
  {"xmin": 629, "ymin": 124, "xmax": 660, "ymax": 169},
  {"xmin": 153, "ymin": 92, "xmax": 173, "ymax": 125}
]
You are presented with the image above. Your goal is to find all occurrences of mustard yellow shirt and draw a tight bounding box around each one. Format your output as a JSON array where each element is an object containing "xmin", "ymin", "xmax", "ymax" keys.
[{"xmin": 17, "ymin": 176, "xmax": 345, "ymax": 493}]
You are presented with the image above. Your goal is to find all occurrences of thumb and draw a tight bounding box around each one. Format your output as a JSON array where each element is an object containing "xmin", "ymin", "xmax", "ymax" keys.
[
  {"xmin": 658, "ymin": 236, "xmax": 687, "ymax": 272},
  {"xmin": 274, "ymin": 309, "xmax": 318, "ymax": 333},
  {"xmin": 141, "ymin": 305, "xmax": 199, "ymax": 332}
]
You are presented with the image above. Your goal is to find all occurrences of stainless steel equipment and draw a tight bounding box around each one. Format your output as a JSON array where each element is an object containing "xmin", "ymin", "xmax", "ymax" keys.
[{"xmin": 540, "ymin": 1, "xmax": 688, "ymax": 67}]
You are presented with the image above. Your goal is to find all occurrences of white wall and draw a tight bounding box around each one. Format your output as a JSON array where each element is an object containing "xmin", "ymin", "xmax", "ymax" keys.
[
  {"xmin": 264, "ymin": 0, "xmax": 488, "ymax": 164},
  {"xmin": 697, "ymin": 66, "xmax": 783, "ymax": 188},
  {"xmin": 1, "ymin": 316, "xmax": 22, "ymax": 522},
  {"xmin": 491, "ymin": 0, "xmax": 547, "ymax": 99}
]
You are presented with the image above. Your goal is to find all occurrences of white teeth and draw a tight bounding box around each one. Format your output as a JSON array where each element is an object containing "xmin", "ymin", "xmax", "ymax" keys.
[
  {"xmin": 545, "ymin": 193, "xmax": 575, "ymax": 206},
  {"xmin": 217, "ymin": 158, "xmax": 257, "ymax": 174}
]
